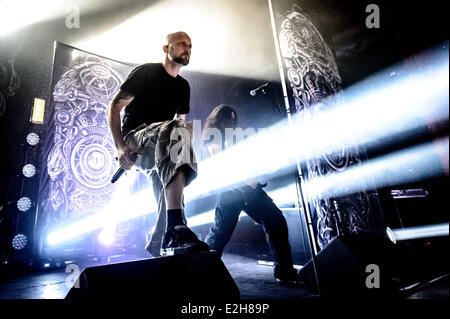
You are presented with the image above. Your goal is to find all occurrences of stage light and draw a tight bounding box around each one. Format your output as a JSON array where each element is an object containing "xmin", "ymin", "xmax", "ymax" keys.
[
  {"xmin": 46, "ymin": 233, "xmax": 59, "ymax": 247},
  {"xmin": 258, "ymin": 260, "xmax": 303, "ymax": 270},
  {"xmin": 12, "ymin": 233, "xmax": 27, "ymax": 250},
  {"xmin": 30, "ymin": 98, "xmax": 46, "ymax": 124},
  {"xmin": 98, "ymin": 224, "xmax": 117, "ymax": 246},
  {"xmin": 52, "ymin": 183, "xmax": 293, "ymax": 243},
  {"xmin": 258, "ymin": 260, "xmax": 275, "ymax": 266},
  {"xmin": 47, "ymin": 210, "xmax": 113, "ymax": 246},
  {"xmin": 187, "ymin": 211, "xmax": 214, "ymax": 227},
  {"xmin": 47, "ymin": 171, "xmax": 155, "ymax": 246},
  {"xmin": 26, "ymin": 133, "xmax": 40, "ymax": 146},
  {"xmin": 0, "ymin": 0, "xmax": 116, "ymax": 37},
  {"xmin": 184, "ymin": 50, "xmax": 448, "ymax": 201},
  {"xmin": 392, "ymin": 223, "xmax": 449, "ymax": 242},
  {"xmin": 17, "ymin": 197, "xmax": 32, "ymax": 212},
  {"xmin": 186, "ymin": 210, "xmax": 241, "ymax": 228},
  {"xmin": 186, "ymin": 183, "xmax": 298, "ymax": 228},
  {"xmin": 75, "ymin": 0, "xmax": 278, "ymax": 80},
  {"xmin": 42, "ymin": 283, "xmax": 62, "ymax": 299},
  {"xmin": 386, "ymin": 227, "xmax": 396, "ymax": 244},
  {"xmin": 269, "ymin": 184, "xmax": 298, "ymax": 207},
  {"xmin": 22, "ymin": 164, "xmax": 36, "ymax": 178},
  {"xmin": 305, "ymin": 138, "xmax": 449, "ymax": 199},
  {"xmin": 0, "ymin": 0, "xmax": 60, "ymax": 37},
  {"xmin": 97, "ymin": 170, "xmax": 139, "ymax": 246}
]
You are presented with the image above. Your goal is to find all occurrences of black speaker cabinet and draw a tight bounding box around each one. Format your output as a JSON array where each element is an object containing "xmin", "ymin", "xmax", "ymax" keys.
[
  {"xmin": 298, "ymin": 232, "xmax": 396, "ymax": 298},
  {"xmin": 65, "ymin": 251, "xmax": 239, "ymax": 300}
]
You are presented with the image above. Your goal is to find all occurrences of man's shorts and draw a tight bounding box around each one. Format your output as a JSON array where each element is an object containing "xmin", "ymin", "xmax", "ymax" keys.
[{"xmin": 123, "ymin": 119, "xmax": 197, "ymax": 188}]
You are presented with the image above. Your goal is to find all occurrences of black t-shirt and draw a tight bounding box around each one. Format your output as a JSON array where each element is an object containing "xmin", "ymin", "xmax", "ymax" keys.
[{"xmin": 120, "ymin": 63, "xmax": 190, "ymax": 135}]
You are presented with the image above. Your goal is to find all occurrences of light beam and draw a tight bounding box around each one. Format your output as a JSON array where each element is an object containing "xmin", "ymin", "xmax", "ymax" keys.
[{"xmin": 392, "ymin": 223, "xmax": 449, "ymax": 241}]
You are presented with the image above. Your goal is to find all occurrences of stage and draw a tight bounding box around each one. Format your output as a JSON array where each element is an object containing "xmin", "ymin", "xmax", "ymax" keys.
[
  {"xmin": 0, "ymin": 253, "xmax": 313, "ymax": 300},
  {"xmin": 1, "ymin": 252, "xmax": 447, "ymax": 300}
]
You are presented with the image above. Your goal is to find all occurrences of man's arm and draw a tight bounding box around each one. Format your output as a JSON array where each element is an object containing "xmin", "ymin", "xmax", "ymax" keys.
[{"xmin": 106, "ymin": 89, "xmax": 135, "ymax": 170}]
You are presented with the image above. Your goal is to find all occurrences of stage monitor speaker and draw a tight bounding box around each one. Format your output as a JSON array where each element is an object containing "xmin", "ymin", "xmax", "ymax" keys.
[
  {"xmin": 65, "ymin": 251, "xmax": 240, "ymax": 300},
  {"xmin": 298, "ymin": 231, "xmax": 396, "ymax": 298}
]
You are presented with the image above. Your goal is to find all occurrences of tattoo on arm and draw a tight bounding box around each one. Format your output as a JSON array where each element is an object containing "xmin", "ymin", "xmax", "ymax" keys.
[{"xmin": 112, "ymin": 90, "xmax": 133, "ymax": 105}]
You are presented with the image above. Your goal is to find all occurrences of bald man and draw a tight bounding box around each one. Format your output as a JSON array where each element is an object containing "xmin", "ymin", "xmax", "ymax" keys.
[{"xmin": 106, "ymin": 31, "xmax": 209, "ymax": 256}]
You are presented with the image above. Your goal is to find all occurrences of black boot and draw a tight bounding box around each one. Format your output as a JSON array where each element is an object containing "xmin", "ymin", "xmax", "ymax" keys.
[
  {"xmin": 161, "ymin": 225, "xmax": 209, "ymax": 256},
  {"xmin": 274, "ymin": 264, "xmax": 304, "ymax": 284}
]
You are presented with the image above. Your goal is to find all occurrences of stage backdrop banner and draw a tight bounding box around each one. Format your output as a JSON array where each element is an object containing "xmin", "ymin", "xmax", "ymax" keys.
[
  {"xmin": 35, "ymin": 42, "xmax": 135, "ymax": 257},
  {"xmin": 269, "ymin": 0, "xmax": 385, "ymax": 251}
]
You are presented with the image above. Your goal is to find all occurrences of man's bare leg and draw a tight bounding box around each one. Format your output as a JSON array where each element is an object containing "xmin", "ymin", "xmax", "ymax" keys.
[{"xmin": 164, "ymin": 169, "xmax": 186, "ymax": 210}]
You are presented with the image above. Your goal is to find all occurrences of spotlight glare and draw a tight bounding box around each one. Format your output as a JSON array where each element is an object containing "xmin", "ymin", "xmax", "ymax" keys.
[
  {"xmin": 0, "ymin": 0, "xmax": 63, "ymax": 37},
  {"xmin": 47, "ymin": 177, "xmax": 157, "ymax": 246},
  {"xmin": 17, "ymin": 197, "xmax": 32, "ymax": 212},
  {"xmin": 187, "ymin": 211, "xmax": 246, "ymax": 228},
  {"xmin": 47, "ymin": 233, "xmax": 60, "ymax": 247},
  {"xmin": 26, "ymin": 133, "xmax": 40, "ymax": 146},
  {"xmin": 74, "ymin": 1, "xmax": 276, "ymax": 80},
  {"xmin": 392, "ymin": 223, "xmax": 449, "ymax": 241},
  {"xmin": 305, "ymin": 138, "xmax": 449, "ymax": 199},
  {"xmin": 22, "ymin": 164, "xmax": 36, "ymax": 178},
  {"xmin": 98, "ymin": 225, "xmax": 117, "ymax": 246},
  {"xmin": 185, "ymin": 184, "xmax": 297, "ymax": 228},
  {"xmin": 386, "ymin": 227, "xmax": 396, "ymax": 244},
  {"xmin": 186, "ymin": 210, "xmax": 216, "ymax": 228},
  {"xmin": 12, "ymin": 233, "xmax": 27, "ymax": 250}
]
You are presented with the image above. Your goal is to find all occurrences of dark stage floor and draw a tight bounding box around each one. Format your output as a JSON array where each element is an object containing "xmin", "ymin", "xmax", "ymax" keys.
[
  {"xmin": 0, "ymin": 252, "xmax": 447, "ymax": 300},
  {"xmin": 0, "ymin": 253, "xmax": 313, "ymax": 299}
]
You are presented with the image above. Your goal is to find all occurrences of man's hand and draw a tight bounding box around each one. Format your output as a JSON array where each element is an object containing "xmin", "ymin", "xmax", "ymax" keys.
[
  {"xmin": 174, "ymin": 113, "xmax": 186, "ymax": 121},
  {"xmin": 117, "ymin": 144, "xmax": 136, "ymax": 170},
  {"xmin": 184, "ymin": 120, "xmax": 193, "ymax": 131}
]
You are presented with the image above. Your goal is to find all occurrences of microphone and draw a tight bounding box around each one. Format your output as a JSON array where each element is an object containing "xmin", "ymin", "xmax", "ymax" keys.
[
  {"xmin": 250, "ymin": 82, "xmax": 270, "ymax": 96},
  {"xmin": 111, "ymin": 153, "xmax": 137, "ymax": 183},
  {"xmin": 111, "ymin": 167, "xmax": 125, "ymax": 184}
]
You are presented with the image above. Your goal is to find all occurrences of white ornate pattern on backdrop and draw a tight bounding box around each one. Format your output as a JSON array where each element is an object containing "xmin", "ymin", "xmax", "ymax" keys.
[
  {"xmin": 48, "ymin": 55, "xmax": 124, "ymax": 219},
  {"xmin": 278, "ymin": 5, "xmax": 373, "ymax": 249}
]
